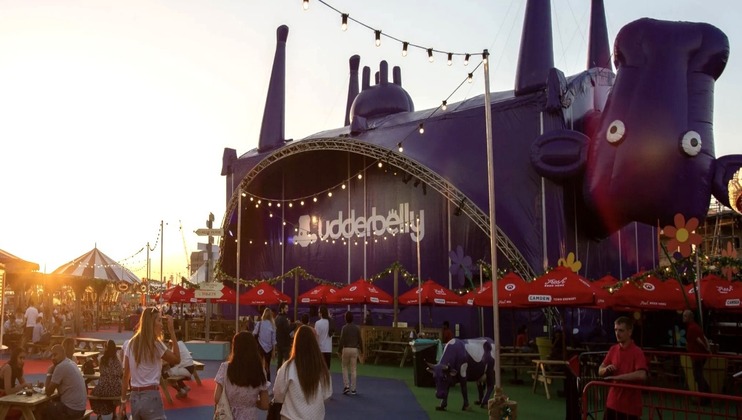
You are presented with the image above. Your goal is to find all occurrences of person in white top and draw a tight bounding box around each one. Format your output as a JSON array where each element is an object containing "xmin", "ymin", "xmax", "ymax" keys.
[
  {"xmin": 314, "ymin": 306, "xmax": 333, "ymax": 369},
  {"xmin": 23, "ymin": 300, "xmax": 39, "ymax": 346},
  {"xmin": 121, "ymin": 307, "xmax": 180, "ymax": 420},
  {"xmin": 165, "ymin": 332, "xmax": 194, "ymax": 399},
  {"xmin": 273, "ymin": 326, "xmax": 332, "ymax": 420}
]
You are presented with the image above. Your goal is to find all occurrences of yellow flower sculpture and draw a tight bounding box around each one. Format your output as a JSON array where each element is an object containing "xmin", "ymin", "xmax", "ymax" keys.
[
  {"xmin": 663, "ymin": 213, "xmax": 702, "ymax": 258},
  {"xmin": 721, "ymin": 241, "xmax": 739, "ymax": 280},
  {"xmin": 557, "ymin": 252, "xmax": 582, "ymax": 272}
]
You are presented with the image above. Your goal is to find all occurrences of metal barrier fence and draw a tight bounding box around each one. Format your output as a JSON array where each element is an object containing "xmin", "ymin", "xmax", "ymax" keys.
[
  {"xmin": 578, "ymin": 350, "xmax": 742, "ymax": 419},
  {"xmin": 581, "ymin": 380, "xmax": 742, "ymax": 419},
  {"xmin": 578, "ymin": 350, "xmax": 742, "ymax": 395}
]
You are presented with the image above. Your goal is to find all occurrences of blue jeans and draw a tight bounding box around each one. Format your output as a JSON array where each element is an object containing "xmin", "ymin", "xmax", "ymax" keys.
[{"xmin": 131, "ymin": 390, "xmax": 166, "ymax": 420}]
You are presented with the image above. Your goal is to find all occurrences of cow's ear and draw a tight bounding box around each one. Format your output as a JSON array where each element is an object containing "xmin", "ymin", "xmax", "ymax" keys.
[{"xmin": 448, "ymin": 369, "xmax": 458, "ymax": 377}]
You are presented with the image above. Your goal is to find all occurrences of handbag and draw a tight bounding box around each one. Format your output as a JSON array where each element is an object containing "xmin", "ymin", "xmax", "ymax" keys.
[
  {"xmin": 267, "ymin": 361, "xmax": 290, "ymax": 420},
  {"xmin": 266, "ymin": 401, "xmax": 283, "ymax": 420},
  {"xmin": 213, "ymin": 382, "xmax": 234, "ymax": 420}
]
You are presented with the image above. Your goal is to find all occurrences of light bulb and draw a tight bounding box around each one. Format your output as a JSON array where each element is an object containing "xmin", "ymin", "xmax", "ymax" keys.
[
  {"xmin": 402, "ymin": 42, "xmax": 408, "ymax": 57},
  {"xmin": 464, "ymin": 53, "xmax": 470, "ymax": 66},
  {"xmin": 375, "ymin": 30, "xmax": 381, "ymax": 47},
  {"xmin": 357, "ymin": 173, "xmax": 362, "ymax": 180},
  {"xmin": 397, "ymin": 142, "xmax": 404, "ymax": 152},
  {"xmin": 328, "ymin": 191, "xmax": 332, "ymax": 197},
  {"xmin": 300, "ymin": 200, "xmax": 304, "ymax": 206},
  {"xmin": 418, "ymin": 123, "xmax": 425, "ymax": 134},
  {"xmin": 313, "ymin": 197, "xmax": 317, "ymax": 202},
  {"xmin": 427, "ymin": 48, "xmax": 434, "ymax": 62},
  {"xmin": 441, "ymin": 100, "xmax": 447, "ymax": 110},
  {"xmin": 341, "ymin": 184, "xmax": 346, "ymax": 189},
  {"xmin": 341, "ymin": 14, "xmax": 348, "ymax": 31},
  {"xmin": 447, "ymin": 53, "xmax": 453, "ymax": 66},
  {"xmin": 377, "ymin": 162, "xmax": 383, "ymax": 168},
  {"xmin": 467, "ymin": 73, "xmax": 473, "ymax": 83},
  {"xmin": 302, "ymin": 0, "xmax": 309, "ymax": 11}
]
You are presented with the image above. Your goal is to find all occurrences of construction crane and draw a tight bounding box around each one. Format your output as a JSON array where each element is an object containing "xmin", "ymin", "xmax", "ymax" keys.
[{"xmin": 179, "ymin": 220, "xmax": 191, "ymax": 274}]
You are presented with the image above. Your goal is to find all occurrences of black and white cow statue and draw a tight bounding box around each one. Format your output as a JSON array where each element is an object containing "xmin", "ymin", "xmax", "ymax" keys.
[{"xmin": 427, "ymin": 337, "xmax": 495, "ymax": 411}]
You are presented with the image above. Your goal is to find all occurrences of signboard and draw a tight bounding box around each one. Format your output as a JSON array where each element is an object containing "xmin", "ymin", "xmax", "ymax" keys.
[
  {"xmin": 195, "ymin": 228, "xmax": 224, "ymax": 236},
  {"xmin": 195, "ymin": 290, "xmax": 223, "ymax": 299},
  {"xmin": 200, "ymin": 282, "xmax": 223, "ymax": 291}
]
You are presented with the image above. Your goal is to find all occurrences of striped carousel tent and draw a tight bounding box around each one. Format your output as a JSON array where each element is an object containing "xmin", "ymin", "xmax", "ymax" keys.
[
  {"xmin": 52, "ymin": 247, "xmax": 141, "ymax": 284},
  {"xmin": 52, "ymin": 247, "xmax": 141, "ymax": 333}
]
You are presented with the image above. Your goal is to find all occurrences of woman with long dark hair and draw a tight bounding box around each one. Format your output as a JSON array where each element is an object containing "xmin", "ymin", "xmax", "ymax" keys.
[
  {"xmin": 0, "ymin": 346, "xmax": 31, "ymax": 419},
  {"xmin": 121, "ymin": 307, "xmax": 180, "ymax": 419},
  {"xmin": 273, "ymin": 325, "xmax": 332, "ymax": 419},
  {"xmin": 91, "ymin": 340, "xmax": 122, "ymax": 416},
  {"xmin": 214, "ymin": 332, "xmax": 270, "ymax": 419}
]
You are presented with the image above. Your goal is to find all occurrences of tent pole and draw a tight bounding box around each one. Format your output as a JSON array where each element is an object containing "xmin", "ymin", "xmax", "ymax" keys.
[
  {"xmin": 235, "ymin": 191, "xmax": 243, "ymax": 335},
  {"xmin": 482, "ymin": 49, "xmax": 501, "ymax": 389}
]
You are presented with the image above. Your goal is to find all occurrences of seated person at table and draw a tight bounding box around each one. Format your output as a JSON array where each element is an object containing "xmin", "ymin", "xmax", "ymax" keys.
[
  {"xmin": 61, "ymin": 338, "xmax": 75, "ymax": 361},
  {"xmin": 164, "ymin": 332, "xmax": 194, "ymax": 399},
  {"xmin": 32, "ymin": 315, "xmax": 51, "ymax": 345},
  {"xmin": 3, "ymin": 313, "xmax": 21, "ymax": 335},
  {"xmin": 549, "ymin": 330, "xmax": 565, "ymax": 361},
  {"xmin": 516, "ymin": 325, "xmax": 533, "ymax": 352},
  {"xmin": 90, "ymin": 340, "xmax": 122, "ymax": 417},
  {"xmin": 42, "ymin": 345, "xmax": 87, "ymax": 420},
  {"xmin": 0, "ymin": 347, "xmax": 32, "ymax": 419}
]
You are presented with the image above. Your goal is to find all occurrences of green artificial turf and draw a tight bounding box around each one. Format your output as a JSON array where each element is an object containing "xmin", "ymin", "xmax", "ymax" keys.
[{"xmin": 339, "ymin": 360, "xmax": 566, "ymax": 419}]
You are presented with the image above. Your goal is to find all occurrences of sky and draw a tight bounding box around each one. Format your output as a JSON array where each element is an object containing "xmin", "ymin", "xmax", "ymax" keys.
[{"xmin": 1, "ymin": 0, "xmax": 740, "ymax": 282}]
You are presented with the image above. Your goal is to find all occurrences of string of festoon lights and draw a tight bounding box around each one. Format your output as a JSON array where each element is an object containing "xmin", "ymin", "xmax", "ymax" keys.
[
  {"xmin": 303, "ymin": 0, "xmax": 485, "ymax": 65},
  {"xmin": 300, "ymin": 0, "xmax": 487, "ymax": 152}
]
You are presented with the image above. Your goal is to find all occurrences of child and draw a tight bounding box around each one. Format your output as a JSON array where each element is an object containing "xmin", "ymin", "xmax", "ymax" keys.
[{"xmin": 164, "ymin": 332, "xmax": 194, "ymax": 398}]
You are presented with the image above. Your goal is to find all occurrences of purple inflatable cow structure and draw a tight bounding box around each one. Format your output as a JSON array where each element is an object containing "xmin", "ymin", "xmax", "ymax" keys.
[{"xmin": 426, "ymin": 338, "xmax": 495, "ymax": 411}]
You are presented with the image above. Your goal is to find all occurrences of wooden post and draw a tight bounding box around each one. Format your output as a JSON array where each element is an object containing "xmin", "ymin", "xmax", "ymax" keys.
[
  {"xmin": 294, "ymin": 271, "xmax": 299, "ymax": 322},
  {"xmin": 393, "ymin": 267, "xmax": 399, "ymax": 327}
]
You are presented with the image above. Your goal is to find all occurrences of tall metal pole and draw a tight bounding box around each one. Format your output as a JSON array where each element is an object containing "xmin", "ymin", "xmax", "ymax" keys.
[
  {"xmin": 205, "ymin": 213, "xmax": 214, "ymax": 343},
  {"xmin": 416, "ymin": 217, "xmax": 422, "ymax": 328},
  {"xmin": 235, "ymin": 192, "xmax": 243, "ymax": 334},
  {"xmin": 159, "ymin": 220, "xmax": 164, "ymax": 306},
  {"xmin": 483, "ymin": 49, "xmax": 501, "ymax": 389}
]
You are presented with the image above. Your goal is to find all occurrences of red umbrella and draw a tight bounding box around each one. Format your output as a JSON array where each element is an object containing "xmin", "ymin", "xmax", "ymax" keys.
[
  {"xmin": 398, "ymin": 279, "xmax": 464, "ymax": 306},
  {"xmin": 326, "ymin": 279, "xmax": 393, "ymax": 305},
  {"xmin": 523, "ymin": 266, "xmax": 595, "ymax": 307},
  {"xmin": 462, "ymin": 272, "xmax": 530, "ymax": 308},
  {"xmin": 239, "ymin": 281, "xmax": 291, "ymax": 305},
  {"xmin": 611, "ymin": 275, "xmax": 695, "ymax": 311},
  {"xmin": 588, "ymin": 275, "xmax": 620, "ymax": 309},
  {"xmin": 161, "ymin": 285, "xmax": 197, "ymax": 304},
  {"xmin": 212, "ymin": 285, "xmax": 237, "ymax": 304},
  {"xmin": 298, "ymin": 284, "xmax": 339, "ymax": 305},
  {"xmin": 688, "ymin": 274, "xmax": 742, "ymax": 311}
]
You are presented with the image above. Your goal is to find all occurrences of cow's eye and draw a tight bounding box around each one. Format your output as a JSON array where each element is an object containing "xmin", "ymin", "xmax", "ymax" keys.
[
  {"xmin": 606, "ymin": 120, "xmax": 625, "ymax": 144},
  {"xmin": 680, "ymin": 130, "xmax": 702, "ymax": 156}
]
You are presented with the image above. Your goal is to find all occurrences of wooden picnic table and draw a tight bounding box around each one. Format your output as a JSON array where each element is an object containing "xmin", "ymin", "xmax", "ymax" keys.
[
  {"xmin": 75, "ymin": 338, "xmax": 107, "ymax": 351},
  {"xmin": 499, "ymin": 352, "xmax": 540, "ymax": 384},
  {"xmin": 0, "ymin": 390, "xmax": 49, "ymax": 420},
  {"xmin": 531, "ymin": 359, "xmax": 568, "ymax": 399},
  {"xmin": 373, "ymin": 340, "xmax": 412, "ymax": 368},
  {"xmin": 74, "ymin": 351, "xmax": 100, "ymax": 367}
]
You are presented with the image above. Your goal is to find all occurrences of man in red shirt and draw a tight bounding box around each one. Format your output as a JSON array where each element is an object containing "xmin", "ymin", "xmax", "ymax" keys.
[
  {"xmin": 598, "ymin": 316, "xmax": 648, "ymax": 420},
  {"xmin": 683, "ymin": 310, "xmax": 711, "ymax": 399}
]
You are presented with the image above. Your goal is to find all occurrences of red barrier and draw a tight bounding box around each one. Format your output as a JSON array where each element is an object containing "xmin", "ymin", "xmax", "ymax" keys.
[{"xmin": 581, "ymin": 380, "xmax": 742, "ymax": 419}]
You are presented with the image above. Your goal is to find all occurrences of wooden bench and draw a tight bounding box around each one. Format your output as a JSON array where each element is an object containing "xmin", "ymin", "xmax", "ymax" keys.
[
  {"xmin": 159, "ymin": 361, "xmax": 204, "ymax": 404},
  {"xmin": 531, "ymin": 359, "xmax": 568, "ymax": 399},
  {"xmin": 192, "ymin": 361, "xmax": 204, "ymax": 386},
  {"xmin": 78, "ymin": 409, "xmax": 94, "ymax": 420},
  {"xmin": 87, "ymin": 395, "xmax": 125, "ymax": 418}
]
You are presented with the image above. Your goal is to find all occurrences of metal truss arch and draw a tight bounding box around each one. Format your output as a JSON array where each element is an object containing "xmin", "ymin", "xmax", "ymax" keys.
[{"xmin": 221, "ymin": 137, "xmax": 536, "ymax": 281}]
